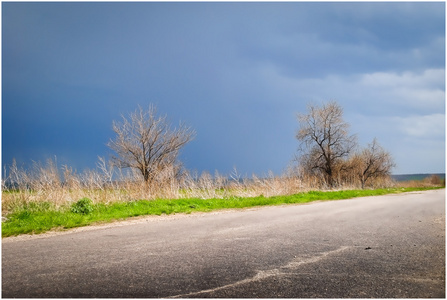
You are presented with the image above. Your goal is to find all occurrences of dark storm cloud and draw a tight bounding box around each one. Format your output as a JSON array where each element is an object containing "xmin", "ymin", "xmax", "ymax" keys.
[{"xmin": 2, "ymin": 2, "xmax": 445, "ymax": 175}]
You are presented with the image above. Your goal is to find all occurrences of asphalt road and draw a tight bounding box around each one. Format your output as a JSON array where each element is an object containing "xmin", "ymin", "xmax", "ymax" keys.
[{"xmin": 2, "ymin": 189, "xmax": 445, "ymax": 298}]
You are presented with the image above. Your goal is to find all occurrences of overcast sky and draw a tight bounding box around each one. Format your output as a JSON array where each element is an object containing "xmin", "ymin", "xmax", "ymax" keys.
[{"xmin": 2, "ymin": 2, "xmax": 445, "ymax": 176}]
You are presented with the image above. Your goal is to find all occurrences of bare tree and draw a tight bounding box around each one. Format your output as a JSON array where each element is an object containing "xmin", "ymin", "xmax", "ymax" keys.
[
  {"xmin": 350, "ymin": 138, "xmax": 395, "ymax": 189},
  {"xmin": 108, "ymin": 105, "xmax": 195, "ymax": 184},
  {"xmin": 296, "ymin": 101, "xmax": 357, "ymax": 187}
]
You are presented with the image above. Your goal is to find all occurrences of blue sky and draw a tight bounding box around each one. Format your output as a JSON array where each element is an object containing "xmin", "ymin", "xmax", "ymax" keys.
[{"xmin": 2, "ymin": 2, "xmax": 445, "ymax": 176}]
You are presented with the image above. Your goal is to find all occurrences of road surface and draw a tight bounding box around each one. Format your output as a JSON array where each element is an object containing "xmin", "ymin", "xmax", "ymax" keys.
[{"xmin": 2, "ymin": 189, "xmax": 445, "ymax": 298}]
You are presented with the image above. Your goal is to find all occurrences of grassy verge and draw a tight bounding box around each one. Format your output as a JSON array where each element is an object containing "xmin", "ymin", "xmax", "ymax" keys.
[{"xmin": 2, "ymin": 187, "xmax": 441, "ymax": 237}]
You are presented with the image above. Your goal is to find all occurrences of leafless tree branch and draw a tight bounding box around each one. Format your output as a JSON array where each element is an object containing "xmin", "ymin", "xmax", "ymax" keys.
[
  {"xmin": 107, "ymin": 105, "xmax": 196, "ymax": 185},
  {"xmin": 296, "ymin": 101, "xmax": 357, "ymax": 187}
]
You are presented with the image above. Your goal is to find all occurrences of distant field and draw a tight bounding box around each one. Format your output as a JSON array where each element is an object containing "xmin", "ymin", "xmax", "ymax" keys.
[{"xmin": 392, "ymin": 173, "xmax": 445, "ymax": 182}]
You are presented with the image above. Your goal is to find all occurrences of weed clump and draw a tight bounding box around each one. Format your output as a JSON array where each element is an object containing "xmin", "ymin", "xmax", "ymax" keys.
[{"xmin": 71, "ymin": 198, "xmax": 94, "ymax": 215}]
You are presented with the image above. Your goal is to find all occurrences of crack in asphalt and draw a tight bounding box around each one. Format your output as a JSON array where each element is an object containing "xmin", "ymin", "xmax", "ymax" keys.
[{"xmin": 170, "ymin": 246, "xmax": 350, "ymax": 298}]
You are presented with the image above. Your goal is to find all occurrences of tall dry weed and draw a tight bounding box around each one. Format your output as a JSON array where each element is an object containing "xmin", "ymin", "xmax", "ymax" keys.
[{"xmin": 2, "ymin": 157, "xmax": 402, "ymax": 216}]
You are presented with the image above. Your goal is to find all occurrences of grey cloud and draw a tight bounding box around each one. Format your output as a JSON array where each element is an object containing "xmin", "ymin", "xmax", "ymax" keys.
[{"xmin": 2, "ymin": 2, "xmax": 445, "ymax": 175}]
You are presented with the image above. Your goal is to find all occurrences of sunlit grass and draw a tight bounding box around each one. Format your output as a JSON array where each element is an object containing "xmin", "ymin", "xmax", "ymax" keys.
[{"xmin": 2, "ymin": 186, "xmax": 441, "ymax": 237}]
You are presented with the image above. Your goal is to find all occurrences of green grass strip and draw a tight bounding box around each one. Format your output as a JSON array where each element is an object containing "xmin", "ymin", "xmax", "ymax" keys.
[{"xmin": 2, "ymin": 187, "xmax": 441, "ymax": 237}]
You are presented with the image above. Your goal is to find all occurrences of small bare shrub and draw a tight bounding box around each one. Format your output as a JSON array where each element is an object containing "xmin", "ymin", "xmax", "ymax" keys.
[{"xmin": 426, "ymin": 174, "xmax": 442, "ymax": 186}]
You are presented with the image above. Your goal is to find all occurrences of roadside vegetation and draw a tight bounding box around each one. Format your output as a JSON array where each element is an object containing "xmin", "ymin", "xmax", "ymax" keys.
[
  {"xmin": 2, "ymin": 102, "xmax": 444, "ymax": 237},
  {"xmin": 2, "ymin": 186, "xmax": 442, "ymax": 237}
]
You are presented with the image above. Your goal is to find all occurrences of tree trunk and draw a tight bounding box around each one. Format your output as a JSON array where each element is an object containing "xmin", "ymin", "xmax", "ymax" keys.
[
  {"xmin": 142, "ymin": 168, "xmax": 150, "ymax": 183},
  {"xmin": 326, "ymin": 169, "xmax": 334, "ymax": 188}
]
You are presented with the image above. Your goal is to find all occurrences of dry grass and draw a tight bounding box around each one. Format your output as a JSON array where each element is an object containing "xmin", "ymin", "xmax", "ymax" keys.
[
  {"xmin": 2, "ymin": 158, "xmax": 438, "ymax": 216},
  {"xmin": 395, "ymin": 174, "xmax": 445, "ymax": 189}
]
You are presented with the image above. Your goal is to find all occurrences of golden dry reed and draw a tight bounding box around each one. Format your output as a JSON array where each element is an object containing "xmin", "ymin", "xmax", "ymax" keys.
[{"xmin": 2, "ymin": 157, "xmax": 440, "ymax": 216}]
